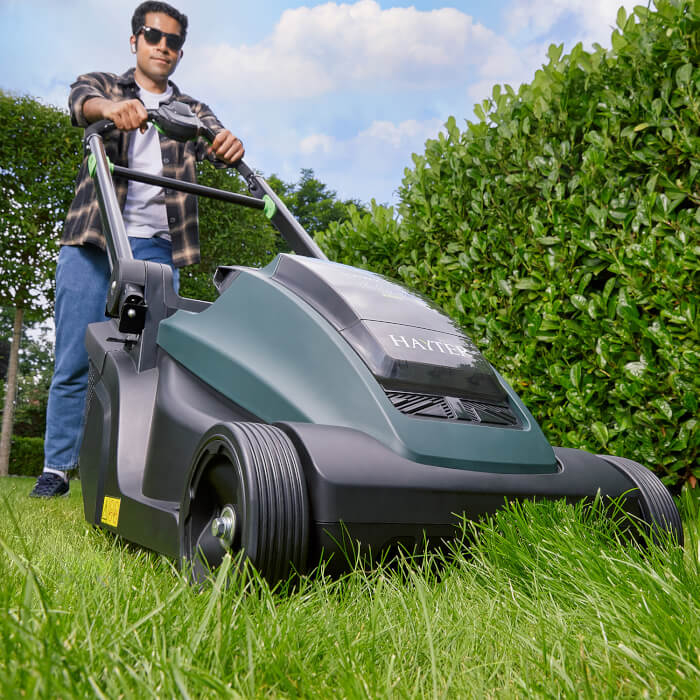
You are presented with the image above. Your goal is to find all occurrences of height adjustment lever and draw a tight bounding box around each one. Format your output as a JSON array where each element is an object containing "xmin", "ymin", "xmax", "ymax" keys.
[
  {"xmin": 105, "ymin": 260, "xmax": 148, "ymax": 334},
  {"xmin": 119, "ymin": 295, "xmax": 148, "ymax": 334}
]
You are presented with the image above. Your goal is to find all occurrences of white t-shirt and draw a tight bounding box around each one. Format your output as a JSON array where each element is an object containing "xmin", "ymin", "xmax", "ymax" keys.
[{"xmin": 122, "ymin": 82, "xmax": 173, "ymax": 239}]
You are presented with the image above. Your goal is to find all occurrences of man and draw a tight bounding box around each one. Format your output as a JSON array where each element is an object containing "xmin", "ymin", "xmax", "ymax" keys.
[{"xmin": 30, "ymin": 1, "xmax": 243, "ymax": 497}]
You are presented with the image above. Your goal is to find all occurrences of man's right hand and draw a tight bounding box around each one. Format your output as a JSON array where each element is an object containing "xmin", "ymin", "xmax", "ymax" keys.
[{"xmin": 84, "ymin": 98, "xmax": 148, "ymax": 132}]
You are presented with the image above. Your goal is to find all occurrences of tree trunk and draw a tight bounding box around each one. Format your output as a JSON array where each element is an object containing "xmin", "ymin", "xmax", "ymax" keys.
[{"xmin": 0, "ymin": 306, "xmax": 24, "ymax": 476}]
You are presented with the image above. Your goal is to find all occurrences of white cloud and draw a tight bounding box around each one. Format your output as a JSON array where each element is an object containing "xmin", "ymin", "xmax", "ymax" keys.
[
  {"xmin": 358, "ymin": 119, "xmax": 443, "ymax": 149},
  {"xmin": 299, "ymin": 133, "xmax": 334, "ymax": 155},
  {"xmin": 287, "ymin": 116, "xmax": 444, "ymax": 202},
  {"xmin": 505, "ymin": 0, "xmax": 639, "ymax": 47},
  {"xmin": 463, "ymin": 1, "xmax": 641, "ymax": 105},
  {"xmin": 466, "ymin": 40, "xmax": 550, "ymax": 102},
  {"xmin": 298, "ymin": 117, "xmax": 444, "ymax": 161},
  {"xmin": 180, "ymin": 0, "xmax": 498, "ymax": 100}
]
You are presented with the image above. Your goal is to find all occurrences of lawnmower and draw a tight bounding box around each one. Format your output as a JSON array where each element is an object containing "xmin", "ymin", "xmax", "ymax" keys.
[{"xmin": 78, "ymin": 102, "xmax": 683, "ymax": 583}]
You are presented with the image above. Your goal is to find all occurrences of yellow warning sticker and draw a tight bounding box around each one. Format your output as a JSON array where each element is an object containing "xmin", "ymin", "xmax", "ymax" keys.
[{"xmin": 101, "ymin": 496, "xmax": 121, "ymax": 527}]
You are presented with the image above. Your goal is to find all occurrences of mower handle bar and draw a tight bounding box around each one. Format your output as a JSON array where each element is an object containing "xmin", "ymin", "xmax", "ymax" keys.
[
  {"xmin": 83, "ymin": 108, "xmax": 328, "ymax": 264},
  {"xmin": 84, "ymin": 106, "xmax": 217, "ymax": 143}
]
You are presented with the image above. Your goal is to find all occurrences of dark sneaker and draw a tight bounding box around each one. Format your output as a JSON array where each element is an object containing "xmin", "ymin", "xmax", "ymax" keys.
[{"xmin": 29, "ymin": 472, "xmax": 69, "ymax": 498}]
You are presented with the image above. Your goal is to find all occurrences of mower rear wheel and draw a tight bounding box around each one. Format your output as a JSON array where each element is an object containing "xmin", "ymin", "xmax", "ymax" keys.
[
  {"xmin": 598, "ymin": 454, "xmax": 684, "ymax": 547},
  {"xmin": 183, "ymin": 422, "xmax": 309, "ymax": 584}
]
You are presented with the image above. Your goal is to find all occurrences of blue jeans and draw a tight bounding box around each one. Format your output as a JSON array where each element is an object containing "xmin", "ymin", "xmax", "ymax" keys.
[{"xmin": 44, "ymin": 238, "xmax": 180, "ymax": 471}]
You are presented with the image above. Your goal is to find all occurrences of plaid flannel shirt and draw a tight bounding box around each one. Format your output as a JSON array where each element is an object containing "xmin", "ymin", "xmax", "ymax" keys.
[{"xmin": 63, "ymin": 68, "xmax": 225, "ymax": 267}]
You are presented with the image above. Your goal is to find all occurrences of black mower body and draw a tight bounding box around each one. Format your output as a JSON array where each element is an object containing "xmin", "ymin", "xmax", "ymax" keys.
[
  {"xmin": 82, "ymin": 254, "xmax": 646, "ymax": 571},
  {"xmin": 78, "ymin": 104, "xmax": 682, "ymax": 581}
]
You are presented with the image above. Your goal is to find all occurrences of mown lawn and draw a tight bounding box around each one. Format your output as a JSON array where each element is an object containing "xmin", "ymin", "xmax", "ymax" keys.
[{"xmin": 1, "ymin": 476, "xmax": 698, "ymax": 698}]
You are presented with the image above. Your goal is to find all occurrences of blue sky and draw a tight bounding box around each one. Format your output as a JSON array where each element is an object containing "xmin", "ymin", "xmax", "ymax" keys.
[{"xmin": 0, "ymin": 0, "xmax": 634, "ymax": 205}]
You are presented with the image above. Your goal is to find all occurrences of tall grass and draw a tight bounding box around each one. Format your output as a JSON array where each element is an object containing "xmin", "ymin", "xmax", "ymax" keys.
[{"xmin": 1, "ymin": 476, "xmax": 698, "ymax": 698}]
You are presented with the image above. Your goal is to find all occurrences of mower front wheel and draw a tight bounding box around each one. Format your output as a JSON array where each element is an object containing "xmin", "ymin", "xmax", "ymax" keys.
[{"xmin": 182, "ymin": 422, "xmax": 309, "ymax": 584}]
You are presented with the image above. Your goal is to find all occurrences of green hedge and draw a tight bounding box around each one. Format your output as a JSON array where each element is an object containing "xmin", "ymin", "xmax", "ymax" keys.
[
  {"xmin": 9, "ymin": 436, "xmax": 44, "ymax": 477},
  {"xmin": 317, "ymin": 1, "xmax": 699, "ymax": 485}
]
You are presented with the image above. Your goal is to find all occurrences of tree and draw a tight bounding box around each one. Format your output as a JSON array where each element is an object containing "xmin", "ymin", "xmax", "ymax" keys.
[
  {"xmin": 269, "ymin": 169, "xmax": 367, "ymax": 236},
  {"xmin": 0, "ymin": 92, "xmax": 82, "ymax": 475},
  {"xmin": 11, "ymin": 320, "xmax": 54, "ymax": 439},
  {"xmin": 0, "ymin": 341, "xmax": 8, "ymax": 382},
  {"xmin": 178, "ymin": 164, "xmax": 282, "ymax": 302},
  {"xmin": 0, "ymin": 308, "xmax": 53, "ymax": 438},
  {"xmin": 179, "ymin": 166, "xmax": 365, "ymax": 302}
]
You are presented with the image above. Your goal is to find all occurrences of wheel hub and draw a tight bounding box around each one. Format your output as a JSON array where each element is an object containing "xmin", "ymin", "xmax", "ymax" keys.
[{"xmin": 211, "ymin": 505, "xmax": 236, "ymax": 549}]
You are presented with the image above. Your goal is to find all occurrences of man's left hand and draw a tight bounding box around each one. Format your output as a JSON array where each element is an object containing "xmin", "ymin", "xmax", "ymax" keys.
[{"xmin": 208, "ymin": 130, "xmax": 244, "ymax": 164}]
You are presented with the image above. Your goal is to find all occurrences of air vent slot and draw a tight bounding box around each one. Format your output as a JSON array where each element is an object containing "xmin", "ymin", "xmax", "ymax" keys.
[
  {"xmin": 386, "ymin": 392, "xmax": 455, "ymax": 419},
  {"xmin": 456, "ymin": 400, "xmax": 519, "ymax": 426},
  {"xmin": 386, "ymin": 390, "xmax": 520, "ymax": 427}
]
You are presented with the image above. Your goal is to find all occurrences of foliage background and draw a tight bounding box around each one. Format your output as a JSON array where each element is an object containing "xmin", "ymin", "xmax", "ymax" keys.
[
  {"xmin": 318, "ymin": 1, "xmax": 700, "ymax": 486},
  {"xmin": 1, "ymin": 2, "xmax": 698, "ymax": 485},
  {"xmin": 0, "ymin": 93, "xmax": 83, "ymax": 474}
]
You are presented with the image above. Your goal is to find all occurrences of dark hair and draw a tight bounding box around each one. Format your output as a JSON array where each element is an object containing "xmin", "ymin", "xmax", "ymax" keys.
[{"xmin": 131, "ymin": 2, "xmax": 188, "ymax": 40}]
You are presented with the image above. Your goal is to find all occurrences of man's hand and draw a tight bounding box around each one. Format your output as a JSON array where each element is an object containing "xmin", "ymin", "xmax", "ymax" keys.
[
  {"xmin": 84, "ymin": 98, "xmax": 149, "ymax": 132},
  {"xmin": 208, "ymin": 129, "xmax": 245, "ymax": 164}
]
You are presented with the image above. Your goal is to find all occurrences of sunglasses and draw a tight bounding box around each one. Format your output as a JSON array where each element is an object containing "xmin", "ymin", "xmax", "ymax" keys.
[{"xmin": 137, "ymin": 25, "xmax": 184, "ymax": 52}]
